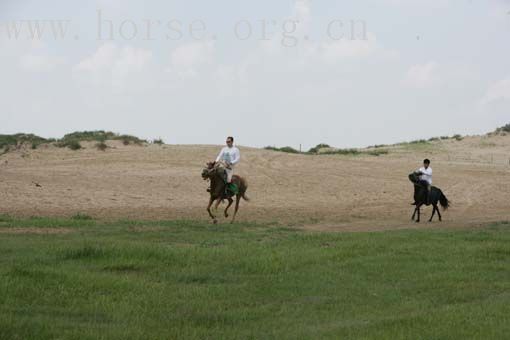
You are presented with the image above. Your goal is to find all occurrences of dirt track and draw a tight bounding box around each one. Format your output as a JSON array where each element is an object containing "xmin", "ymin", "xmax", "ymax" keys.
[{"xmin": 1, "ymin": 135, "xmax": 509, "ymax": 231}]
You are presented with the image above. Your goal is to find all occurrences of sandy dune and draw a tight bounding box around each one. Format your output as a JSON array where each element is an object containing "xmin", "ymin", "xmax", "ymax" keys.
[{"xmin": 1, "ymin": 135, "xmax": 509, "ymax": 231}]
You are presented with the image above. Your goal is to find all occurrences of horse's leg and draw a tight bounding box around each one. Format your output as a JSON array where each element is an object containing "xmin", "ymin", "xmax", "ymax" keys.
[
  {"xmin": 231, "ymin": 195, "xmax": 241, "ymax": 224},
  {"xmin": 412, "ymin": 207, "xmax": 417, "ymax": 221},
  {"xmin": 224, "ymin": 197, "xmax": 233, "ymax": 217},
  {"xmin": 416, "ymin": 204, "xmax": 421, "ymax": 223},
  {"xmin": 437, "ymin": 205, "xmax": 442, "ymax": 222},
  {"xmin": 206, "ymin": 196, "xmax": 217, "ymax": 224},
  {"xmin": 214, "ymin": 198, "xmax": 222, "ymax": 211},
  {"xmin": 429, "ymin": 205, "xmax": 437, "ymax": 222}
]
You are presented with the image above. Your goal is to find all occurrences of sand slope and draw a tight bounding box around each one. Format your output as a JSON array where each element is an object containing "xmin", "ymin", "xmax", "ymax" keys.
[{"xmin": 1, "ymin": 135, "xmax": 509, "ymax": 231}]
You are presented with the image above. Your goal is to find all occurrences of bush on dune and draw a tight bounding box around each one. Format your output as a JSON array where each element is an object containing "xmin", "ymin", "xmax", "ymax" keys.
[
  {"xmin": 264, "ymin": 146, "xmax": 300, "ymax": 154},
  {"xmin": 0, "ymin": 133, "xmax": 53, "ymax": 151}
]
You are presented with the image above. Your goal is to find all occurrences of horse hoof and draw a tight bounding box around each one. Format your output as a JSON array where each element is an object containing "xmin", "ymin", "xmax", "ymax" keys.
[
  {"xmin": 224, "ymin": 214, "xmax": 229, "ymax": 218},
  {"xmin": 213, "ymin": 219, "xmax": 218, "ymax": 224}
]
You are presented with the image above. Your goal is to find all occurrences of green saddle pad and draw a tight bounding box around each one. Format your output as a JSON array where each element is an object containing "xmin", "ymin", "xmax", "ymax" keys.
[{"xmin": 227, "ymin": 183, "xmax": 239, "ymax": 195}]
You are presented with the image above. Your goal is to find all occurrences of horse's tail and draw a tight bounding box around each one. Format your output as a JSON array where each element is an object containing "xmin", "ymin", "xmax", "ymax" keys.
[
  {"xmin": 439, "ymin": 190, "xmax": 450, "ymax": 210},
  {"xmin": 240, "ymin": 177, "xmax": 250, "ymax": 201}
]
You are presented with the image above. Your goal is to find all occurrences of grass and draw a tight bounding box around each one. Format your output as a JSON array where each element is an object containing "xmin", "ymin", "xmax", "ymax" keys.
[{"xmin": 0, "ymin": 217, "xmax": 509, "ymax": 339}]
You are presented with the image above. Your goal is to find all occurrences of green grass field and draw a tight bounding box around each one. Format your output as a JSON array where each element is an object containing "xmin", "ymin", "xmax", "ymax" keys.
[{"xmin": 1, "ymin": 216, "xmax": 509, "ymax": 339}]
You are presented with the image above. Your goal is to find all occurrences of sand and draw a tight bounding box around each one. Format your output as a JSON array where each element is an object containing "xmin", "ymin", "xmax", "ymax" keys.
[{"xmin": 1, "ymin": 135, "xmax": 509, "ymax": 231}]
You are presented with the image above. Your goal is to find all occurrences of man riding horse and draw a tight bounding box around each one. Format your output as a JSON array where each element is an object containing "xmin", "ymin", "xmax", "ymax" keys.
[
  {"xmin": 414, "ymin": 158, "xmax": 432, "ymax": 205},
  {"xmin": 213, "ymin": 136, "xmax": 240, "ymax": 195},
  {"xmin": 409, "ymin": 158, "xmax": 449, "ymax": 222},
  {"xmin": 202, "ymin": 137, "xmax": 248, "ymax": 223}
]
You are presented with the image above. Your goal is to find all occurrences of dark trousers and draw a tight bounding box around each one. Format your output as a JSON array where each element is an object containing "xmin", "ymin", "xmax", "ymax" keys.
[{"xmin": 418, "ymin": 180, "xmax": 431, "ymax": 202}]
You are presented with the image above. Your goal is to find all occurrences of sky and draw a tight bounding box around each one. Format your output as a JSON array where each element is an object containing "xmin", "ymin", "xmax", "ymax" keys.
[{"xmin": 0, "ymin": 0, "xmax": 509, "ymax": 149}]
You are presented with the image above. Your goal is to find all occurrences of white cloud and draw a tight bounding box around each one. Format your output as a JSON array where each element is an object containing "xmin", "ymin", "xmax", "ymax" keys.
[
  {"xmin": 166, "ymin": 41, "xmax": 215, "ymax": 78},
  {"xmin": 74, "ymin": 43, "xmax": 152, "ymax": 88},
  {"xmin": 113, "ymin": 46, "xmax": 153, "ymax": 76},
  {"xmin": 403, "ymin": 61, "xmax": 439, "ymax": 88},
  {"xmin": 481, "ymin": 77, "xmax": 510, "ymax": 104},
  {"xmin": 75, "ymin": 43, "xmax": 117, "ymax": 72}
]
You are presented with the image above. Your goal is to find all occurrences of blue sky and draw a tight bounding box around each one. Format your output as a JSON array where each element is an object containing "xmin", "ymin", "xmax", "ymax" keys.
[{"xmin": 1, "ymin": 0, "xmax": 509, "ymax": 149}]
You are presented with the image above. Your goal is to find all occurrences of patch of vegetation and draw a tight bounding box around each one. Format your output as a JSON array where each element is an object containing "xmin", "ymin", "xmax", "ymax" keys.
[
  {"xmin": 366, "ymin": 149, "xmax": 389, "ymax": 156},
  {"xmin": 61, "ymin": 131, "xmax": 116, "ymax": 142},
  {"xmin": 410, "ymin": 139, "xmax": 429, "ymax": 144},
  {"xmin": 496, "ymin": 123, "xmax": 510, "ymax": 133},
  {"xmin": 265, "ymin": 144, "xmax": 389, "ymax": 157},
  {"xmin": 453, "ymin": 134, "xmax": 464, "ymax": 141},
  {"xmin": 0, "ymin": 133, "xmax": 53, "ymax": 152},
  {"xmin": 321, "ymin": 148, "xmax": 361, "ymax": 155},
  {"xmin": 307, "ymin": 143, "xmax": 330, "ymax": 154},
  {"xmin": 71, "ymin": 213, "xmax": 93, "ymax": 221},
  {"xmin": 152, "ymin": 138, "xmax": 164, "ymax": 145},
  {"xmin": 264, "ymin": 146, "xmax": 300, "ymax": 154},
  {"xmin": 58, "ymin": 131, "xmax": 146, "ymax": 148},
  {"xmin": 0, "ymin": 217, "xmax": 509, "ymax": 339},
  {"xmin": 57, "ymin": 140, "xmax": 82, "ymax": 150},
  {"xmin": 0, "ymin": 214, "xmax": 12, "ymax": 222},
  {"xmin": 428, "ymin": 137, "xmax": 441, "ymax": 142},
  {"xmin": 95, "ymin": 142, "xmax": 108, "ymax": 151},
  {"xmin": 116, "ymin": 134, "xmax": 146, "ymax": 145}
]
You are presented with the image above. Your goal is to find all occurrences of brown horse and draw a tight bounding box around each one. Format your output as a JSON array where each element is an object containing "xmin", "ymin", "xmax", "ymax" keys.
[{"xmin": 201, "ymin": 161, "xmax": 249, "ymax": 224}]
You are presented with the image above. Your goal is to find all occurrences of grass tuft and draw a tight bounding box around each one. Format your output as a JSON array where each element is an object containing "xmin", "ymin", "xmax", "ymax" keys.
[{"xmin": 71, "ymin": 213, "xmax": 93, "ymax": 221}]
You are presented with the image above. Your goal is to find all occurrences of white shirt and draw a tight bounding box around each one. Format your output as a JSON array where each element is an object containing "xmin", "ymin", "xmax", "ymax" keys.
[
  {"xmin": 418, "ymin": 166, "xmax": 432, "ymax": 185},
  {"xmin": 216, "ymin": 146, "xmax": 240, "ymax": 166}
]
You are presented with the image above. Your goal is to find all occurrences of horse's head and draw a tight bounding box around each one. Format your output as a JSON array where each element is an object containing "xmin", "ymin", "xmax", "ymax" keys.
[
  {"xmin": 201, "ymin": 161, "xmax": 224, "ymax": 180},
  {"xmin": 408, "ymin": 171, "xmax": 420, "ymax": 184}
]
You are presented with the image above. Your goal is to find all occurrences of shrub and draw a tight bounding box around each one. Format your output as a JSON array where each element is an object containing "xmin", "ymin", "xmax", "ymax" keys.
[
  {"xmin": 279, "ymin": 146, "xmax": 300, "ymax": 154},
  {"xmin": 366, "ymin": 149, "xmax": 389, "ymax": 156},
  {"xmin": 264, "ymin": 146, "xmax": 300, "ymax": 154},
  {"xmin": 62, "ymin": 131, "xmax": 114, "ymax": 142},
  {"xmin": 66, "ymin": 140, "xmax": 82, "ymax": 150},
  {"xmin": 496, "ymin": 124, "xmax": 510, "ymax": 133},
  {"xmin": 322, "ymin": 148, "xmax": 361, "ymax": 155},
  {"xmin": 409, "ymin": 139, "xmax": 428, "ymax": 144},
  {"xmin": 453, "ymin": 134, "xmax": 463, "ymax": 141},
  {"xmin": 307, "ymin": 143, "xmax": 330, "ymax": 154},
  {"xmin": 153, "ymin": 138, "xmax": 164, "ymax": 145},
  {"xmin": 428, "ymin": 137, "xmax": 440, "ymax": 142},
  {"xmin": 60, "ymin": 131, "xmax": 146, "ymax": 146},
  {"xmin": 0, "ymin": 133, "xmax": 50, "ymax": 150},
  {"xmin": 96, "ymin": 142, "xmax": 108, "ymax": 151}
]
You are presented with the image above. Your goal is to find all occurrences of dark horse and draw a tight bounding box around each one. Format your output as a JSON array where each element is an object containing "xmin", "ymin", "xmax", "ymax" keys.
[
  {"xmin": 408, "ymin": 172, "xmax": 450, "ymax": 222},
  {"xmin": 201, "ymin": 161, "xmax": 249, "ymax": 224}
]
